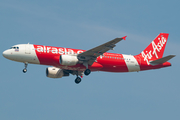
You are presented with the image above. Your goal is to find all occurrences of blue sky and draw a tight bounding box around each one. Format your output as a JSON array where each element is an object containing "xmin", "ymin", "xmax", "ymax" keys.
[{"xmin": 0, "ymin": 0, "xmax": 180, "ymax": 120}]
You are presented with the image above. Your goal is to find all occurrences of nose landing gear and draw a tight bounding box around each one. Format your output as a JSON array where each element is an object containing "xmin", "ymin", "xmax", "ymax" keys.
[
  {"xmin": 23, "ymin": 69, "xmax": 27, "ymax": 73},
  {"xmin": 23, "ymin": 62, "xmax": 28, "ymax": 73}
]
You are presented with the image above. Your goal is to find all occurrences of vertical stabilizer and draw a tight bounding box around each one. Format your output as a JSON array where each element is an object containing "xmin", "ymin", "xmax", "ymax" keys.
[{"xmin": 140, "ymin": 33, "xmax": 169, "ymax": 65}]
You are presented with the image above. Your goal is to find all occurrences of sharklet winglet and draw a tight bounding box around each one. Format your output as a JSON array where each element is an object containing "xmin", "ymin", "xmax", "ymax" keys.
[{"xmin": 122, "ymin": 36, "xmax": 127, "ymax": 40}]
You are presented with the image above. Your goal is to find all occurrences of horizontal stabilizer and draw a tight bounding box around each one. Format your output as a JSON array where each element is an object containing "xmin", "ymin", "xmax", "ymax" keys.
[{"xmin": 149, "ymin": 55, "xmax": 175, "ymax": 66}]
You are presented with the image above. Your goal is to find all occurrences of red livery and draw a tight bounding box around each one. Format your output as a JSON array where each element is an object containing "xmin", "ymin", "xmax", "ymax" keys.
[{"xmin": 3, "ymin": 33, "xmax": 175, "ymax": 84}]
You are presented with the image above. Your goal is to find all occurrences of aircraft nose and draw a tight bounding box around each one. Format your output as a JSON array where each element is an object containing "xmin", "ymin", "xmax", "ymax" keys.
[{"xmin": 2, "ymin": 50, "xmax": 10, "ymax": 59}]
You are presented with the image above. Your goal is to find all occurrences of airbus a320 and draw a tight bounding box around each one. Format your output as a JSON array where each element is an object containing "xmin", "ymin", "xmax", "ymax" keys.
[{"xmin": 3, "ymin": 33, "xmax": 175, "ymax": 84}]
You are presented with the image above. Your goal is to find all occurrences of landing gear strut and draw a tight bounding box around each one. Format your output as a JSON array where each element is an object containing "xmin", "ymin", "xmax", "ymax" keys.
[
  {"xmin": 23, "ymin": 62, "xmax": 28, "ymax": 73},
  {"xmin": 83, "ymin": 61, "xmax": 91, "ymax": 76}
]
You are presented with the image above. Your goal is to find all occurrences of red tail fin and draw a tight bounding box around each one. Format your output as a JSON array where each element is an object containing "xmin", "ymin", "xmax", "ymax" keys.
[{"xmin": 140, "ymin": 33, "xmax": 169, "ymax": 64}]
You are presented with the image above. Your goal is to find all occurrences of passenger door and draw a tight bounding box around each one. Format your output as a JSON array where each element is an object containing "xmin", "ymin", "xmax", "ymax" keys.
[{"xmin": 25, "ymin": 44, "xmax": 31, "ymax": 54}]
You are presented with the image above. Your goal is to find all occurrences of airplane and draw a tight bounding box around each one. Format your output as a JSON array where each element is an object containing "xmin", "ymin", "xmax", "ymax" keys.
[{"xmin": 2, "ymin": 33, "xmax": 175, "ymax": 84}]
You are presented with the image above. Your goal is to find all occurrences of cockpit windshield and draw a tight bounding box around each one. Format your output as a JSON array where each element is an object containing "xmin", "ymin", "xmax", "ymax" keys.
[{"xmin": 10, "ymin": 46, "xmax": 19, "ymax": 49}]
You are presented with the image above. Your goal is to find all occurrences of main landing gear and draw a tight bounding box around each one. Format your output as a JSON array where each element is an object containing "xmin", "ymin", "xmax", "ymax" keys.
[
  {"xmin": 74, "ymin": 61, "xmax": 91, "ymax": 84},
  {"xmin": 83, "ymin": 61, "xmax": 91, "ymax": 76},
  {"xmin": 74, "ymin": 69, "xmax": 91, "ymax": 84},
  {"xmin": 23, "ymin": 62, "xmax": 28, "ymax": 73},
  {"xmin": 75, "ymin": 76, "xmax": 81, "ymax": 84},
  {"xmin": 84, "ymin": 69, "xmax": 91, "ymax": 76},
  {"xmin": 73, "ymin": 71, "xmax": 84, "ymax": 84}
]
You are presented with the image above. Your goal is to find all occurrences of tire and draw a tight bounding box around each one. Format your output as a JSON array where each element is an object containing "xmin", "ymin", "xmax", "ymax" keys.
[
  {"xmin": 23, "ymin": 69, "xmax": 27, "ymax": 73},
  {"xmin": 75, "ymin": 77, "xmax": 81, "ymax": 84},
  {"xmin": 84, "ymin": 69, "xmax": 91, "ymax": 76}
]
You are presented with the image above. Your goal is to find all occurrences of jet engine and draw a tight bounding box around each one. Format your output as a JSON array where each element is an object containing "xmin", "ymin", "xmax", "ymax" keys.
[
  {"xmin": 46, "ymin": 67, "xmax": 69, "ymax": 78},
  {"xmin": 59, "ymin": 55, "xmax": 78, "ymax": 66}
]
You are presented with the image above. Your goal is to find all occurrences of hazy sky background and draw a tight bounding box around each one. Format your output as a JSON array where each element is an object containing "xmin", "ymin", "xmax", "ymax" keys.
[{"xmin": 0, "ymin": 0, "xmax": 180, "ymax": 120}]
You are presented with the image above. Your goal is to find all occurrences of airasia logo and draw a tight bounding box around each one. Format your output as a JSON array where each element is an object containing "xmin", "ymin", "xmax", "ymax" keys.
[
  {"xmin": 36, "ymin": 46, "xmax": 84, "ymax": 55},
  {"xmin": 141, "ymin": 36, "xmax": 167, "ymax": 65}
]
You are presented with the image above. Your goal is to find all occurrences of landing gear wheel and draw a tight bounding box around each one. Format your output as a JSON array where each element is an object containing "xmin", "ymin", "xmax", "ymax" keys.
[
  {"xmin": 23, "ymin": 69, "xmax": 27, "ymax": 73},
  {"xmin": 84, "ymin": 69, "xmax": 91, "ymax": 76},
  {"xmin": 23, "ymin": 62, "xmax": 28, "ymax": 73},
  {"xmin": 75, "ymin": 77, "xmax": 81, "ymax": 84}
]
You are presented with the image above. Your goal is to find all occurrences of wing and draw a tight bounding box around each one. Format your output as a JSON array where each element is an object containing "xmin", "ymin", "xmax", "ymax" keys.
[{"xmin": 77, "ymin": 36, "xmax": 127, "ymax": 65}]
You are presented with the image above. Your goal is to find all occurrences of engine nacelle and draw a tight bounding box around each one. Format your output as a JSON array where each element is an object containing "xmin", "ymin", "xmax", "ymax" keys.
[
  {"xmin": 46, "ymin": 67, "xmax": 69, "ymax": 78},
  {"xmin": 59, "ymin": 55, "xmax": 78, "ymax": 66}
]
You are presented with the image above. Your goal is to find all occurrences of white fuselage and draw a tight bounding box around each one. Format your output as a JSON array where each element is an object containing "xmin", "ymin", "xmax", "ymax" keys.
[{"xmin": 3, "ymin": 44, "xmax": 40, "ymax": 64}]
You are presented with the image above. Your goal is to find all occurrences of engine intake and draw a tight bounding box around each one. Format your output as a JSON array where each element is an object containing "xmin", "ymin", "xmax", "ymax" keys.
[
  {"xmin": 46, "ymin": 67, "xmax": 69, "ymax": 78},
  {"xmin": 59, "ymin": 55, "xmax": 78, "ymax": 66}
]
